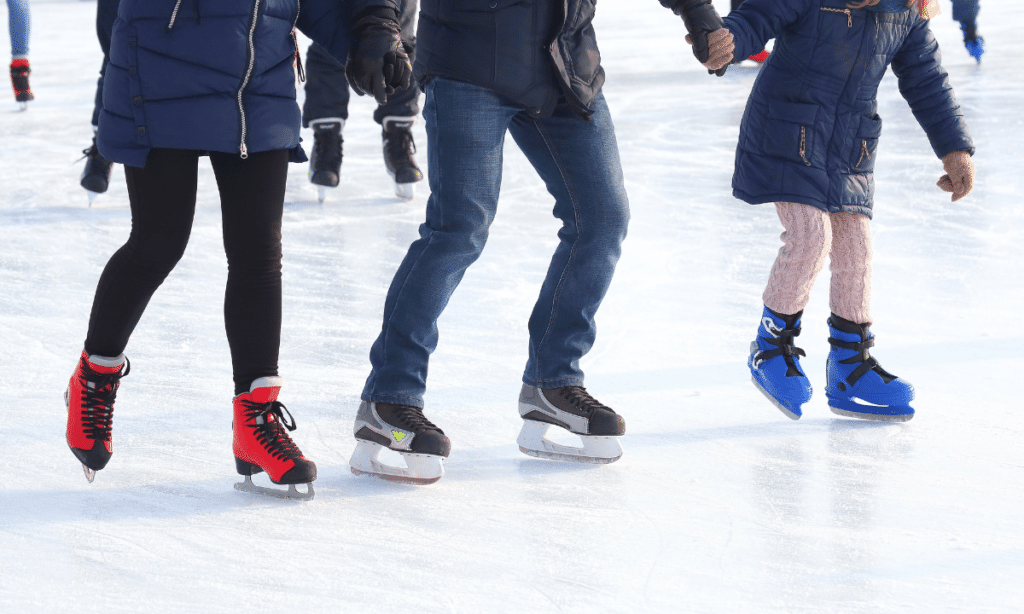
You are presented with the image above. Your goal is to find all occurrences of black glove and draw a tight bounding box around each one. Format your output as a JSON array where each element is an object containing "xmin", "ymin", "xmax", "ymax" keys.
[
  {"xmin": 674, "ymin": 0, "xmax": 729, "ymax": 76},
  {"xmin": 346, "ymin": 7, "xmax": 412, "ymax": 105}
]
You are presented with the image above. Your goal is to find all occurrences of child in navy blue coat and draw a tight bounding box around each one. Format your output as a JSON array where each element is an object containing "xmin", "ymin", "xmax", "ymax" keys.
[
  {"xmin": 63, "ymin": 0, "xmax": 411, "ymax": 500},
  {"xmin": 718, "ymin": 0, "xmax": 975, "ymax": 422}
]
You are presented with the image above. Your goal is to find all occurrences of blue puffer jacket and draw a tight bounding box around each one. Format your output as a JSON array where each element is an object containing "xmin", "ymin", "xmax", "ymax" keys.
[
  {"xmin": 99, "ymin": 0, "xmax": 397, "ymax": 168},
  {"xmin": 724, "ymin": 0, "xmax": 974, "ymax": 217}
]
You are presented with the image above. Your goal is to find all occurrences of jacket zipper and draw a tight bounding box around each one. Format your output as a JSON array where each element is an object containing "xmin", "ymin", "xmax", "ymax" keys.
[
  {"xmin": 237, "ymin": 0, "xmax": 263, "ymax": 159},
  {"xmin": 291, "ymin": 2, "xmax": 304, "ymax": 83},
  {"xmin": 856, "ymin": 139, "xmax": 871, "ymax": 168},
  {"xmin": 821, "ymin": 7, "xmax": 853, "ymax": 27},
  {"xmin": 799, "ymin": 127, "xmax": 812, "ymax": 167}
]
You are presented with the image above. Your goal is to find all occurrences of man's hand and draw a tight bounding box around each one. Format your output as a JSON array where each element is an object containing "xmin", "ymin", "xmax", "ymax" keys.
[{"xmin": 346, "ymin": 7, "xmax": 412, "ymax": 105}]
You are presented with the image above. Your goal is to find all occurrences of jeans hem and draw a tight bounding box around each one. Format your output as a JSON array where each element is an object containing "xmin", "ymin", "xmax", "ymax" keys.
[
  {"xmin": 523, "ymin": 376, "xmax": 585, "ymax": 389},
  {"xmin": 361, "ymin": 392, "xmax": 425, "ymax": 409}
]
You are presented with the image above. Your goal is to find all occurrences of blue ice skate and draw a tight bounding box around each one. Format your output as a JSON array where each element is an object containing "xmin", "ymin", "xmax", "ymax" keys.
[
  {"xmin": 960, "ymin": 21, "xmax": 985, "ymax": 63},
  {"xmin": 825, "ymin": 315, "xmax": 915, "ymax": 422},
  {"xmin": 748, "ymin": 306, "xmax": 812, "ymax": 420}
]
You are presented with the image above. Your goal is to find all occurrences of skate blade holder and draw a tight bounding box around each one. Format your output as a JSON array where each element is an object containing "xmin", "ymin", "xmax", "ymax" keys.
[
  {"xmin": 827, "ymin": 396, "xmax": 914, "ymax": 423},
  {"xmin": 349, "ymin": 440, "xmax": 444, "ymax": 485},
  {"xmin": 517, "ymin": 420, "xmax": 623, "ymax": 465},
  {"xmin": 394, "ymin": 182, "xmax": 415, "ymax": 200},
  {"xmin": 234, "ymin": 475, "xmax": 315, "ymax": 501}
]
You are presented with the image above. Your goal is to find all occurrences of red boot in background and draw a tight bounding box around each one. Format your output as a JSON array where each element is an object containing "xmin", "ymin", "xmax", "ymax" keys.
[
  {"xmin": 232, "ymin": 377, "xmax": 317, "ymax": 500},
  {"xmin": 10, "ymin": 59, "xmax": 34, "ymax": 108}
]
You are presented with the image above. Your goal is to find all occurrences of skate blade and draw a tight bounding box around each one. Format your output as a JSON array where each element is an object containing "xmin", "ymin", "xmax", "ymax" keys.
[
  {"xmin": 18, "ymin": 101, "xmax": 28, "ymax": 111},
  {"xmin": 394, "ymin": 182, "xmax": 415, "ymax": 200},
  {"xmin": 829, "ymin": 405, "xmax": 914, "ymax": 422},
  {"xmin": 86, "ymin": 190, "xmax": 99, "ymax": 206},
  {"xmin": 233, "ymin": 475, "xmax": 315, "ymax": 501},
  {"xmin": 349, "ymin": 440, "xmax": 445, "ymax": 485},
  {"xmin": 517, "ymin": 420, "xmax": 623, "ymax": 464},
  {"xmin": 750, "ymin": 376, "xmax": 802, "ymax": 420},
  {"xmin": 316, "ymin": 185, "xmax": 327, "ymax": 204},
  {"xmin": 82, "ymin": 464, "xmax": 96, "ymax": 483}
]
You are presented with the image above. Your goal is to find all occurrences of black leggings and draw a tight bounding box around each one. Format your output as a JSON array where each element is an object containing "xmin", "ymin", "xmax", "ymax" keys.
[{"xmin": 84, "ymin": 148, "xmax": 290, "ymax": 394}]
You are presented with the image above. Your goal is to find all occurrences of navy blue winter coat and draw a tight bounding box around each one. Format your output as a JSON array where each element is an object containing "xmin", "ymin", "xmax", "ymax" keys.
[
  {"xmin": 724, "ymin": 0, "xmax": 974, "ymax": 217},
  {"xmin": 98, "ymin": 0, "xmax": 397, "ymax": 168},
  {"xmin": 415, "ymin": 0, "xmax": 604, "ymax": 118}
]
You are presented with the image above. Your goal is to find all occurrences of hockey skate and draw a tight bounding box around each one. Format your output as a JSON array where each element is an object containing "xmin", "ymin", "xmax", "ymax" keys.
[
  {"xmin": 349, "ymin": 401, "xmax": 450, "ymax": 484},
  {"xmin": 748, "ymin": 306, "xmax": 812, "ymax": 420},
  {"xmin": 960, "ymin": 21, "xmax": 985, "ymax": 63},
  {"xmin": 65, "ymin": 351, "xmax": 129, "ymax": 483},
  {"xmin": 308, "ymin": 118, "xmax": 344, "ymax": 204},
  {"xmin": 381, "ymin": 116, "xmax": 423, "ymax": 200},
  {"xmin": 517, "ymin": 384, "xmax": 625, "ymax": 464},
  {"xmin": 232, "ymin": 377, "xmax": 316, "ymax": 500},
  {"xmin": 79, "ymin": 134, "xmax": 114, "ymax": 205},
  {"xmin": 825, "ymin": 315, "xmax": 915, "ymax": 422},
  {"xmin": 10, "ymin": 59, "xmax": 33, "ymax": 110}
]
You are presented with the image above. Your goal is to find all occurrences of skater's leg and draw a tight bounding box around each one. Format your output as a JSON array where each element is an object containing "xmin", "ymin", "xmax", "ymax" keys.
[
  {"xmin": 302, "ymin": 42, "xmax": 349, "ymax": 127},
  {"xmin": 828, "ymin": 211, "xmax": 872, "ymax": 324},
  {"xmin": 507, "ymin": 93, "xmax": 630, "ymax": 388},
  {"xmin": 361, "ymin": 78, "xmax": 518, "ymax": 407},
  {"xmin": 7, "ymin": 0, "xmax": 30, "ymax": 59},
  {"xmin": 84, "ymin": 149, "xmax": 200, "ymax": 357},
  {"xmin": 750, "ymin": 202, "xmax": 830, "ymax": 419},
  {"xmin": 951, "ymin": 0, "xmax": 979, "ymax": 24},
  {"xmin": 763, "ymin": 201, "xmax": 831, "ymax": 316},
  {"xmin": 209, "ymin": 150, "xmax": 289, "ymax": 395}
]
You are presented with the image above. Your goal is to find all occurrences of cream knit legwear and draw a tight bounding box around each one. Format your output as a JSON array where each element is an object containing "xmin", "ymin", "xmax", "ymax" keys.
[{"xmin": 763, "ymin": 202, "xmax": 872, "ymax": 323}]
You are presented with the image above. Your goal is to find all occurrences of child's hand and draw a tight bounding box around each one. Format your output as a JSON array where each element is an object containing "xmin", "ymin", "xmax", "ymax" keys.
[
  {"xmin": 685, "ymin": 28, "xmax": 735, "ymax": 74},
  {"xmin": 937, "ymin": 150, "xmax": 975, "ymax": 202}
]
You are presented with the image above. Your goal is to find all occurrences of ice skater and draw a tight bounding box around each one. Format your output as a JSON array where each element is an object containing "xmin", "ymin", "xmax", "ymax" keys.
[
  {"xmin": 78, "ymin": 0, "xmax": 120, "ymax": 204},
  {"xmin": 713, "ymin": 0, "xmax": 975, "ymax": 422},
  {"xmin": 951, "ymin": 0, "xmax": 984, "ymax": 62},
  {"xmin": 6, "ymin": 0, "xmax": 31, "ymax": 108},
  {"xmin": 348, "ymin": 0, "xmax": 733, "ymax": 484},
  {"xmin": 64, "ymin": 0, "xmax": 412, "ymax": 500},
  {"xmin": 303, "ymin": 0, "xmax": 422, "ymax": 202}
]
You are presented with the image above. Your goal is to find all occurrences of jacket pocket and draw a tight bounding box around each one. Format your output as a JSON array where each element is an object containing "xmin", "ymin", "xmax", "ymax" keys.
[
  {"xmin": 852, "ymin": 114, "xmax": 882, "ymax": 172},
  {"xmin": 762, "ymin": 100, "xmax": 820, "ymax": 167}
]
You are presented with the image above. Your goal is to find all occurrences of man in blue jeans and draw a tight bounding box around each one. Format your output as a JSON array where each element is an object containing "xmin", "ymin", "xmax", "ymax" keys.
[{"xmin": 347, "ymin": 0, "xmax": 734, "ymax": 484}]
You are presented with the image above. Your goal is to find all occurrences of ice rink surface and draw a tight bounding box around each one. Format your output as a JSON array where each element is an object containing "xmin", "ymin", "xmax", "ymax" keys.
[{"xmin": 1, "ymin": 1, "xmax": 1022, "ymax": 612}]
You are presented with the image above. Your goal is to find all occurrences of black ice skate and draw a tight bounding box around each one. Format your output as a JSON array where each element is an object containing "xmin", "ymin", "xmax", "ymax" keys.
[
  {"xmin": 349, "ymin": 401, "xmax": 450, "ymax": 484},
  {"xmin": 517, "ymin": 384, "xmax": 625, "ymax": 464},
  {"xmin": 80, "ymin": 134, "xmax": 114, "ymax": 205},
  {"xmin": 308, "ymin": 118, "xmax": 343, "ymax": 204},
  {"xmin": 10, "ymin": 59, "xmax": 33, "ymax": 110},
  {"xmin": 381, "ymin": 116, "xmax": 423, "ymax": 200}
]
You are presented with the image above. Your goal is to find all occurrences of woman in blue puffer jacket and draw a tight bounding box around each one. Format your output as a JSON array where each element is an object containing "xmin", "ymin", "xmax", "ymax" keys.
[
  {"xmin": 723, "ymin": 0, "xmax": 975, "ymax": 424},
  {"xmin": 64, "ymin": 0, "xmax": 411, "ymax": 500}
]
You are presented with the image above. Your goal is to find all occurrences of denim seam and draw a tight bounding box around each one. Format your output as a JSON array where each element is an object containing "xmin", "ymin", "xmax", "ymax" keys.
[{"xmin": 529, "ymin": 119, "xmax": 583, "ymax": 386}]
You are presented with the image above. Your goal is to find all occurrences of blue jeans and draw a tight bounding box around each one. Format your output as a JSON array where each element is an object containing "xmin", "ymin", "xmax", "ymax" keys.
[
  {"xmin": 362, "ymin": 78, "xmax": 630, "ymax": 408},
  {"xmin": 7, "ymin": 0, "xmax": 29, "ymax": 58}
]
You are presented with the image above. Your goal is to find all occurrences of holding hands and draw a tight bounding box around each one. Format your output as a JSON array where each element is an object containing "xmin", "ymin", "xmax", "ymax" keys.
[
  {"xmin": 346, "ymin": 7, "xmax": 413, "ymax": 105},
  {"xmin": 685, "ymin": 29, "xmax": 735, "ymax": 74},
  {"xmin": 937, "ymin": 150, "xmax": 975, "ymax": 202},
  {"xmin": 674, "ymin": 0, "xmax": 734, "ymax": 76}
]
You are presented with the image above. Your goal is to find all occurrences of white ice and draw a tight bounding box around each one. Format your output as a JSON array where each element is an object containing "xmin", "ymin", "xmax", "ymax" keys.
[{"xmin": 2, "ymin": 1, "xmax": 1022, "ymax": 612}]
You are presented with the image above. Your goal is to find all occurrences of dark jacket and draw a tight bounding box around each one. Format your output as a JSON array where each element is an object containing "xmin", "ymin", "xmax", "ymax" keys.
[
  {"xmin": 725, "ymin": 0, "xmax": 974, "ymax": 217},
  {"xmin": 415, "ymin": 0, "xmax": 604, "ymax": 118},
  {"xmin": 99, "ymin": 0, "xmax": 397, "ymax": 167}
]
